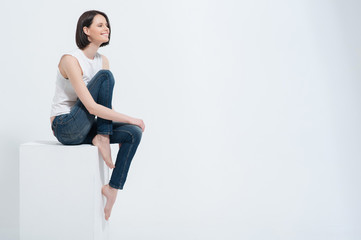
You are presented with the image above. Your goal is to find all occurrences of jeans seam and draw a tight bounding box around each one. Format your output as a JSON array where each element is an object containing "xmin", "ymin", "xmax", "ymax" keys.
[
  {"xmin": 116, "ymin": 129, "xmax": 135, "ymax": 184},
  {"xmin": 113, "ymin": 129, "xmax": 136, "ymax": 144},
  {"xmin": 120, "ymin": 144, "xmax": 133, "ymax": 182}
]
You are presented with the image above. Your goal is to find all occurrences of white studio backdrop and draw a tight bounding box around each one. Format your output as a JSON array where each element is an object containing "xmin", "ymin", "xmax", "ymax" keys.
[{"xmin": 1, "ymin": 0, "xmax": 361, "ymax": 239}]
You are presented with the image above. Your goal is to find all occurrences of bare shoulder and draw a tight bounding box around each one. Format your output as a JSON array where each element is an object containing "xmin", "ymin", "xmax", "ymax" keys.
[
  {"xmin": 101, "ymin": 54, "xmax": 110, "ymax": 70},
  {"xmin": 59, "ymin": 54, "xmax": 78, "ymax": 66},
  {"xmin": 58, "ymin": 54, "xmax": 82, "ymax": 78}
]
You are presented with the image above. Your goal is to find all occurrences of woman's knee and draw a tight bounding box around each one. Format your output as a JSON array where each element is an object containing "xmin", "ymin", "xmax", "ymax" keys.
[
  {"xmin": 98, "ymin": 69, "xmax": 115, "ymax": 86},
  {"xmin": 129, "ymin": 125, "xmax": 143, "ymax": 144},
  {"xmin": 98, "ymin": 69, "xmax": 113, "ymax": 75}
]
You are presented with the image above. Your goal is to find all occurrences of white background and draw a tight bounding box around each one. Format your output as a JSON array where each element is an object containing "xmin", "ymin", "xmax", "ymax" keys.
[{"xmin": 1, "ymin": 0, "xmax": 361, "ymax": 239}]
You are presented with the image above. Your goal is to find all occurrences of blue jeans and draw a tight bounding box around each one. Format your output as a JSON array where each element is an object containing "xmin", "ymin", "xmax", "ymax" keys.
[{"xmin": 52, "ymin": 70, "xmax": 143, "ymax": 190}]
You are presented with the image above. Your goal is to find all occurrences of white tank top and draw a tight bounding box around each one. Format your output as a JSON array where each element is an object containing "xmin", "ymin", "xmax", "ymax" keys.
[{"xmin": 50, "ymin": 48, "xmax": 103, "ymax": 117}]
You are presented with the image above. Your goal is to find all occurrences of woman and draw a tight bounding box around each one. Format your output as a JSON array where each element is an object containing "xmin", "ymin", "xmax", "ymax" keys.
[{"xmin": 50, "ymin": 10, "xmax": 145, "ymax": 221}]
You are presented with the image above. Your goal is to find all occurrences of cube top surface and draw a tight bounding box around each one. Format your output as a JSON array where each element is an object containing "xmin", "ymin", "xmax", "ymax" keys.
[{"xmin": 20, "ymin": 140, "xmax": 95, "ymax": 149}]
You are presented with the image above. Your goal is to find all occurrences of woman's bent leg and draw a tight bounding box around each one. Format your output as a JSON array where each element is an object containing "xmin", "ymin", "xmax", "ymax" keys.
[
  {"xmin": 54, "ymin": 70, "xmax": 116, "ymax": 145},
  {"xmin": 75, "ymin": 69, "xmax": 115, "ymax": 135},
  {"xmin": 82, "ymin": 121, "xmax": 142, "ymax": 220},
  {"xmin": 108, "ymin": 123, "xmax": 143, "ymax": 190},
  {"xmin": 86, "ymin": 70, "xmax": 115, "ymax": 168},
  {"xmin": 81, "ymin": 121, "xmax": 143, "ymax": 174}
]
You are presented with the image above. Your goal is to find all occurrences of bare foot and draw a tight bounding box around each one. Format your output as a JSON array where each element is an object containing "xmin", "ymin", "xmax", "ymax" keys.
[
  {"xmin": 92, "ymin": 134, "xmax": 115, "ymax": 169},
  {"xmin": 102, "ymin": 184, "xmax": 118, "ymax": 220}
]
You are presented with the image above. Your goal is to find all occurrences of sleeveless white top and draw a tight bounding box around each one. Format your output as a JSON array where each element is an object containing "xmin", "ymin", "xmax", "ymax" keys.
[{"xmin": 50, "ymin": 48, "xmax": 103, "ymax": 117}]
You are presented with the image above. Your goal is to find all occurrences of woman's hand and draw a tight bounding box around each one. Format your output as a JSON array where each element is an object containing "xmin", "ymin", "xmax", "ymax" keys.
[{"xmin": 129, "ymin": 117, "xmax": 145, "ymax": 132}]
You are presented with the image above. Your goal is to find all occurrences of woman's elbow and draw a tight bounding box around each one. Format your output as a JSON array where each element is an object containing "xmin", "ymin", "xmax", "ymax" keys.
[{"xmin": 86, "ymin": 103, "xmax": 98, "ymax": 115}]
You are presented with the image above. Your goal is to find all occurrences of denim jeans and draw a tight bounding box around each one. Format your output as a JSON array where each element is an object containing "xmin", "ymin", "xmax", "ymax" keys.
[{"xmin": 52, "ymin": 69, "xmax": 142, "ymax": 190}]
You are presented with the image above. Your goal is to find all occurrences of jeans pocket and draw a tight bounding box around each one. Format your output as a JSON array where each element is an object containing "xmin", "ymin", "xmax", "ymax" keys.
[
  {"xmin": 57, "ymin": 116, "xmax": 84, "ymax": 144},
  {"xmin": 53, "ymin": 114, "xmax": 68, "ymax": 139}
]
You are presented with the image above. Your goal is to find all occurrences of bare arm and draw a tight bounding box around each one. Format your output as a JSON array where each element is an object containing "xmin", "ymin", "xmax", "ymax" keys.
[{"xmin": 59, "ymin": 55, "xmax": 142, "ymax": 128}]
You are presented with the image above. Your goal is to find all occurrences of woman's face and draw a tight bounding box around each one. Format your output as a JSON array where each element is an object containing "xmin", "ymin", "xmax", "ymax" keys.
[{"xmin": 83, "ymin": 14, "xmax": 109, "ymax": 45}]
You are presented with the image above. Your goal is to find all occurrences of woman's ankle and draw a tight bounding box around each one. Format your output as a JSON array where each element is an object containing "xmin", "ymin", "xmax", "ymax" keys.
[{"xmin": 107, "ymin": 184, "xmax": 118, "ymax": 192}]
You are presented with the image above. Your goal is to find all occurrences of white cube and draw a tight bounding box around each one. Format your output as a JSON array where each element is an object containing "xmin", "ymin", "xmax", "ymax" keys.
[{"xmin": 20, "ymin": 141, "xmax": 113, "ymax": 240}]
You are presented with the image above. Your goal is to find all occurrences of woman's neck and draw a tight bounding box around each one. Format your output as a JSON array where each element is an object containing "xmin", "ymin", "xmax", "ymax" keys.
[{"xmin": 82, "ymin": 43, "xmax": 99, "ymax": 60}]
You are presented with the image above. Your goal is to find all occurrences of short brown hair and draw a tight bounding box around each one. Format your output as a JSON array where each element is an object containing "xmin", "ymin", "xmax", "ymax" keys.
[{"xmin": 75, "ymin": 10, "xmax": 111, "ymax": 49}]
